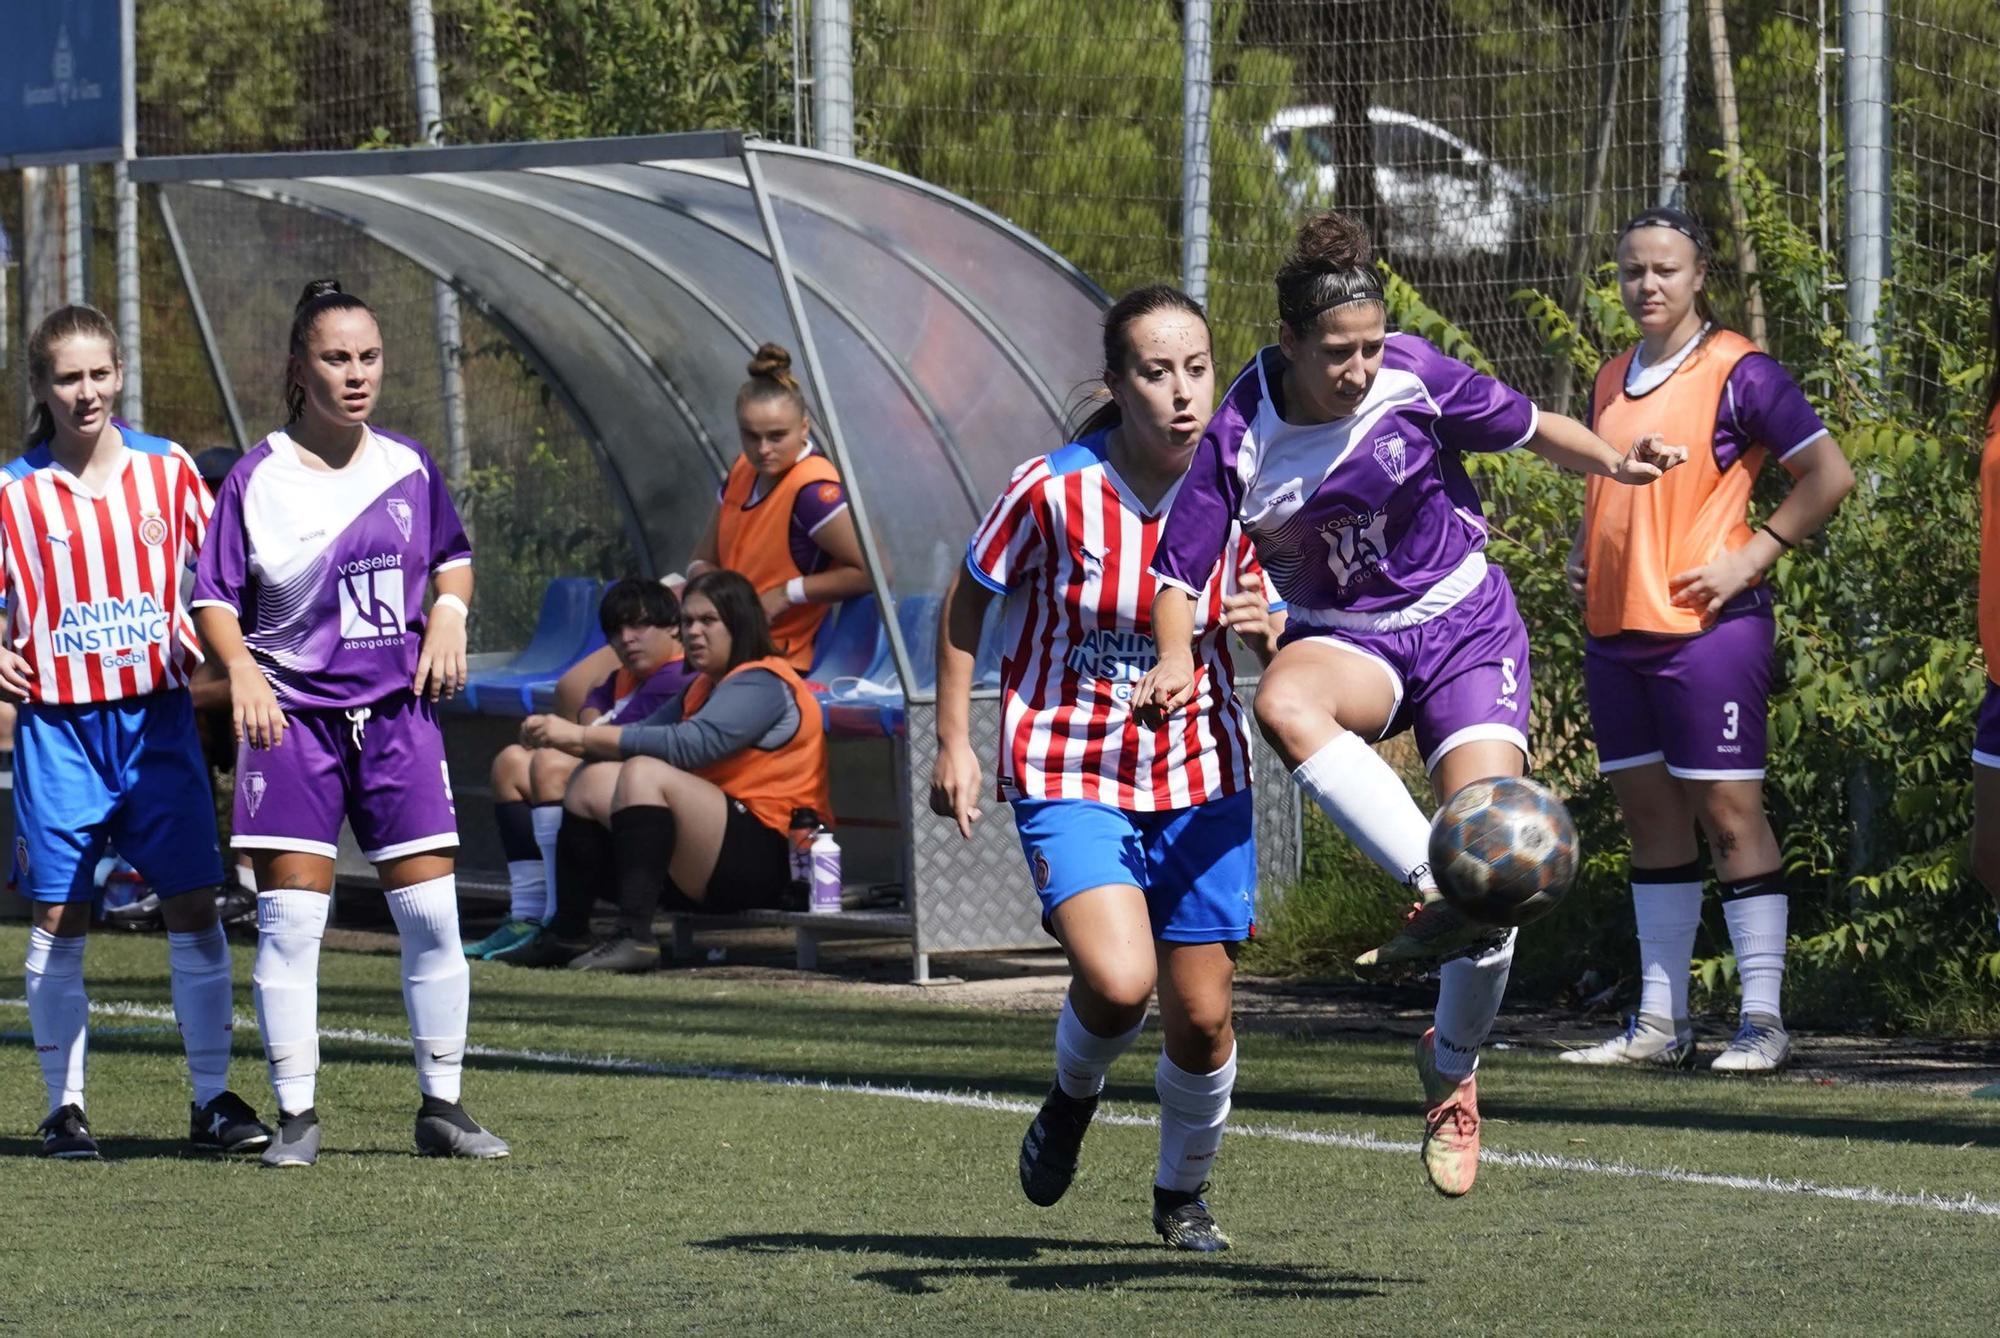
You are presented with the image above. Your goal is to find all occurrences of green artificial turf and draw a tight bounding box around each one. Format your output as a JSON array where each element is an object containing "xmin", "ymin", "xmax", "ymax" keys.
[{"xmin": 0, "ymin": 927, "xmax": 1995, "ymax": 1334}]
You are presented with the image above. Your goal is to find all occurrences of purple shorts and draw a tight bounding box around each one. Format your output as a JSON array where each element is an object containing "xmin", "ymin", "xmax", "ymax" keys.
[
  {"xmin": 1281, "ymin": 566, "xmax": 1531, "ymax": 772},
  {"xmin": 232, "ymin": 693, "xmax": 458, "ymax": 862},
  {"xmin": 1975, "ymin": 680, "xmax": 2000, "ymax": 769},
  {"xmin": 1585, "ymin": 594, "xmax": 1774, "ymax": 781}
]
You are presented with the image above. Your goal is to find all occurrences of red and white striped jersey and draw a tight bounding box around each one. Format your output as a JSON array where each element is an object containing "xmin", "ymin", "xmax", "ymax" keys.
[
  {"xmin": 0, "ymin": 429, "xmax": 212, "ymax": 704},
  {"xmin": 965, "ymin": 431, "xmax": 1279, "ymax": 812}
]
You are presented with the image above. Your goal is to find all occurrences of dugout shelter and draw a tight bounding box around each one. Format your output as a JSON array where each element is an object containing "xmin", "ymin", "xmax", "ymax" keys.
[{"xmin": 128, "ymin": 133, "xmax": 1301, "ymax": 978}]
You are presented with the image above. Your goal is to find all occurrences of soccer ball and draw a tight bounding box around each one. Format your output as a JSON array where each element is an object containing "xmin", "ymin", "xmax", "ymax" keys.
[{"xmin": 1427, "ymin": 776, "xmax": 1578, "ymax": 927}]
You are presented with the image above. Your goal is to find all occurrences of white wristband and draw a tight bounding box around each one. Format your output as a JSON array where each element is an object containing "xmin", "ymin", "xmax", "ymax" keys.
[
  {"xmin": 433, "ymin": 593, "xmax": 469, "ymax": 619},
  {"xmin": 785, "ymin": 577, "xmax": 808, "ymax": 606}
]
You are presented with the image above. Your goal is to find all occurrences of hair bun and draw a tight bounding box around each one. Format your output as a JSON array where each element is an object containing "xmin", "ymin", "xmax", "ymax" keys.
[
  {"xmin": 1292, "ymin": 212, "xmax": 1373, "ymax": 272},
  {"xmin": 296, "ymin": 278, "xmax": 344, "ymax": 312},
  {"xmin": 747, "ymin": 341, "xmax": 794, "ymax": 381}
]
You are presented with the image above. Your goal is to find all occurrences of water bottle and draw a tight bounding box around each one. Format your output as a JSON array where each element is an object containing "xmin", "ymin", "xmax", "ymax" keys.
[
  {"xmin": 787, "ymin": 807, "xmax": 819, "ymax": 905},
  {"xmin": 809, "ymin": 828, "xmax": 843, "ymax": 914}
]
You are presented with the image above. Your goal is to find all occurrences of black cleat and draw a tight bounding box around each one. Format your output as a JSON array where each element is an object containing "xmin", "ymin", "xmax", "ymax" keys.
[
  {"xmin": 190, "ymin": 1090, "xmax": 273, "ymax": 1153},
  {"xmin": 1018, "ymin": 1084, "xmax": 1097, "ymax": 1207},
  {"xmin": 1153, "ymin": 1182, "xmax": 1231, "ymax": 1252},
  {"xmin": 567, "ymin": 932, "xmax": 661, "ymax": 974},
  {"xmin": 103, "ymin": 892, "xmax": 164, "ymax": 932},
  {"xmin": 489, "ymin": 926, "xmax": 590, "ymax": 968},
  {"xmin": 260, "ymin": 1107, "xmax": 322, "ymax": 1168},
  {"xmin": 413, "ymin": 1098, "xmax": 510, "ymax": 1159},
  {"xmin": 37, "ymin": 1104, "xmax": 99, "ymax": 1160}
]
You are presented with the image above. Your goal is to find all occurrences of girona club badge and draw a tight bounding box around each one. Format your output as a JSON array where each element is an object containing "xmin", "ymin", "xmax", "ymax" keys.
[{"xmin": 137, "ymin": 511, "xmax": 169, "ymax": 548}]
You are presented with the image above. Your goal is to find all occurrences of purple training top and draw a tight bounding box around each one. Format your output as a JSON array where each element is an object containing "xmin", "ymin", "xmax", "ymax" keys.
[
  {"xmin": 191, "ymin": 427, "xmax": 472, "ymax": 710},
  {"xmin": 1151, "ymin": 334, "xmax": 1537, "ymax": 626},
  {"xmin": 581, "ymin": 655, "xmax": 696, "ymax": 724}
]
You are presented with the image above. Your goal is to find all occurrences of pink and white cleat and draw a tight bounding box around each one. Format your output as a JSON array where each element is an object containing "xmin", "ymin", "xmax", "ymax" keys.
[{"xmin": 1415, "ymin": 1027, "xmax": 1482, "ymax": 1198}]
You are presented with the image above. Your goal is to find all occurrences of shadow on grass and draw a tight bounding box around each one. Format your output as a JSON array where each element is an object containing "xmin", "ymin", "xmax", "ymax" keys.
[
  {"xmin": 694, "ymin": 1232, "xmax": 1404, "ymax": 1300},
  {"xmin": 0, "ymin": 1134, "xmax": 407, "ymax": 1162}
]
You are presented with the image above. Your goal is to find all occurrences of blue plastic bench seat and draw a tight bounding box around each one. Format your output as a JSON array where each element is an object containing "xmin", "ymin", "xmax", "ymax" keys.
[
  {"xmin": 816, "ymin": 593, "xmax": 1008, "ymax": 740},
  {"xmin": 463, "ymin": 577, "xmax": 606, "ymax": 716}
]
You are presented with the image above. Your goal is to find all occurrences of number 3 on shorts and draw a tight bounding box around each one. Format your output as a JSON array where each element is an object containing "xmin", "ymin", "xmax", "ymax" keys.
[{"xmin": 1722, "ymin": 701, "xmax": 1740, "ymax": 741}]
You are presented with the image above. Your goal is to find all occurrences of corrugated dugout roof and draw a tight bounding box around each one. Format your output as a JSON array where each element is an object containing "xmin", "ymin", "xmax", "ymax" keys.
[{"xmin": 133, "ymin": 133, "xmax": 1109, "ymax": 694}]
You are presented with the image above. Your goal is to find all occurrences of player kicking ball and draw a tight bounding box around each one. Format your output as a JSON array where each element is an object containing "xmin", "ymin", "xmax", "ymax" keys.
[
  {"xmin": 192, "ymin": 280, "xmax": 505, "ymax": 1167},
  {"xmin": 1140, "ymin": 213, "xmax": 1683, "ymax": 1196},
  {"xmin": 2, "ymin": 305, "xmax": 270, "ymax": 1159},
  {"xmin": 932, "ymin": 285, "xmax": 1281, "ymax": 1250}
]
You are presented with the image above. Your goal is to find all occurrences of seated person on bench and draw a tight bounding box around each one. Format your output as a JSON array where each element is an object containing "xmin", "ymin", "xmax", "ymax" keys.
[
  {"xmin": 465, "ymin": 578, "xmax": 695, "ymax": 960},
  {"xmin": 492, "ymin": 570, "xmax": 830, "ymax": 973}
]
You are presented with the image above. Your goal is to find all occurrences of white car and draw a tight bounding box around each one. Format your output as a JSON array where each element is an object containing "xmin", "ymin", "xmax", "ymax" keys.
[{"xmin": 1264, "ymin": 105, "xmax": 1544, "ymax": 259}]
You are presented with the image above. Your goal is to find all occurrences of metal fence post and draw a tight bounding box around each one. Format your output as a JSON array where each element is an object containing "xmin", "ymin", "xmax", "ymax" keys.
[
  {"xmin": 1841, "ymin": 0, "xmax": 1890, "ymax": 357},
  {"xmin": 1657, "ymin": 0, "xmax": 1691, "ymax": 206},
  {"xmin": 410, "ymin": 0, "xmax": 470, "ymax": 488},
  {"xmin": 811, "ymin": 0, "xmax": 855, "ymax": 156},
  {"xmin": 116, "ymin": 0, "xmax": 141, "ymax": 427},
  {"xmin": 1181, "ymin": 0, "xmax": 1213, "ymax": 307}
]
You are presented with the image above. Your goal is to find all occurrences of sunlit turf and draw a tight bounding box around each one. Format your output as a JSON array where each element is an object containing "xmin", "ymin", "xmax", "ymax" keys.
[{"xmin": 0, "ymin": 927, "xmax": 1995, "ymax": 1334}]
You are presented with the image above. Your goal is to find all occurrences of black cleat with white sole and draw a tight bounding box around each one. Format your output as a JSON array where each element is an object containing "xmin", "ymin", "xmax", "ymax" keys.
[
  {"xmin": 414, "ymin": 1098, "xmax": 510, "ymax": 1159},
  {"xmin": 190, "ymin": 1090, "xmax": 273, "ymax": 1153},
  {"xmin": 1153, "ymin": 1182, "xmax": 1231, "ymax": 1252},
  {"xmin": 1018, "ymin": 1084, "xmax": 1097, "ymax": 1207},
  {"xmin": 37, "ymin": 1104, "xmax": 99, "ymax": 1160}
]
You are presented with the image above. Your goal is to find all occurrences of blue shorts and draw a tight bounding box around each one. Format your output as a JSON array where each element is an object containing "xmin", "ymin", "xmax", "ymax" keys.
[
  {"xmin": 1011, "ymin": 789, "xmax": 1257, "ymax": 945},
  {"xmin": 11, "ymin": 691, "xmax": 225, "ymax": 904}
]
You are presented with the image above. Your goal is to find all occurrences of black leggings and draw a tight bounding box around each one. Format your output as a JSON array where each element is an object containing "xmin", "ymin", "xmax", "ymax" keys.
[{"xmin": 546, "ymin": 802, "xmax": 791, "ymax": 938}]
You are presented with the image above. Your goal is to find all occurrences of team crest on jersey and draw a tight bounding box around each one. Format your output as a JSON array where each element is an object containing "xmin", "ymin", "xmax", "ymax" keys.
[
  {"xmin": 1318, "ymin": 508, "xmax": 1390, "ymax": 591},
  {"xmin": 137, "ymin": 511, "xmax": 169, "ymax": 548},
  {"xmin": 815, "ymin": 482, "xmax": 841, "ymax": 505},
  {"xmin": 1032, "ymin": 849, "xmax": 1051, "ymax": 891},
  {"xmin": 244, "ymin": 772, "xmax": 267, "ymax": 818},
  {"xmin": 1372, "ymin": 433, "xmax": 1410, "ymax": 484},
  {"xmin": 385, "ymin": 498, "xmax": 415, "ymax": 543}
]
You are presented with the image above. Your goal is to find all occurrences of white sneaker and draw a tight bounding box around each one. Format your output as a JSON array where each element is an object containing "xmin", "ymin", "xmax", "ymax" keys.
[
  {"xmin": 1558, "ymin": 1014, "xmax": 1697, "ymax": 1068},
  {"xmin": 1710, "ymin": 1013, "xmax": 1791, "ymax": 1073}
]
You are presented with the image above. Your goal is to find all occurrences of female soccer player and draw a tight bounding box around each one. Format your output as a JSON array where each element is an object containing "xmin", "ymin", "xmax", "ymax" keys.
[
  {"xmin": 466, "ymin": 578, "xmax": 693, "ymax": 960},
  {"xmin": 1968, "ymin": 267, "xmax": 2000, "ymax": 934},
  {"xmin": 682, "ymin": 343, "xmax": 871, "ymax": 670},
  {"xmin": 1138, "ymin": 212, "xmax": 1682, "ymax": 1198},
  {"xmin": 192, "ymin": 279, "xmax": 506, "ymax": 1167},
  {"xmin": 1, "ymin": 305, "xmax": 270, "ymax": 1160},
  {"xmin": 931, "ymin": 285, "xmax": 1281, "ymax": 1252},
  {"xmin": 496, "ymin": 570, "xmax": 830, "ymax": 972},
  {"xmin": 1560, "ymin": 207, "xmax": 1852, "ymax": 1075}
]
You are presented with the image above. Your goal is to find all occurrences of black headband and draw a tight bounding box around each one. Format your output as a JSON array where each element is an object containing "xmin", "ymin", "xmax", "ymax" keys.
[
  {"xmin": 1284, "ymin": 266, "xmax": 1386, "ymax": 328},
  {"xmin": 1620, "ymin": 207, "xmax": 1708, "ymax": 251}
]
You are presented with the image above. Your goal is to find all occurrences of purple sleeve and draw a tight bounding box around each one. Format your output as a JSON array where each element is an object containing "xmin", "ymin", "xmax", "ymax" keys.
[
  {"xmin": 581, "ymin": 671, "xmax": 619, "ymax": 717},
  {"xmin": 789, "ymin": 477, "xmax": 849, "ymax": 575},
  {"xmin": 1714, "ymin": 354, "xmax": 1831, "ymax": 472},
  {"xmin": 1150, "ymin": 397, "xmax": 1248, "ymax": 596},
  {"xmin": 191, "ymin": 468, "xmax": 251, "ymax": 614},
  {"xmin": 428, "ymin": 458, "xmax": 472, "ymax": 571},
  {"xmin": 1409, "ymin": 337, "xmax": 1538, "ymax": 455}
]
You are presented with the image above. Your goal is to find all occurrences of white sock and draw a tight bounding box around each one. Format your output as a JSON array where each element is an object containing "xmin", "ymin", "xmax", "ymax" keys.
[
  {"xmin": 531, "ymin": 805, "xmax": 564, "ymax": 926},
  {"xmin": 24, "ymin": 927, "xmax": 88, "ymax": 1114},
  {"xmin": 1292, "ymin": 732, "xmax": 1436, "ymax": 889},
  {"xmin": 1154, "ymin": 1045, "xmax": 1236, "ymax": 1192},
  {"xmin": 236, "ymin": 863, "xmax": 257, "ymax": 894},
  {"xmin": 387, "ymin": 875, "xmax": 470, "ymax": 1104},
  {"xmin": 1724, "ymin": 892, "xmax": 1788, "ymax": 1022},
  {"xmin": 1632, "ymin": 865, "xmax": 1703, "ymax": 1026},
  {"xmin": 253, "ymin": 890, "xmax": 329, "ymax": 1115},
  {"xmin": 168, "ymin": 923, "xmax": 235, "ymax": 1107},
  {"xmin": 505, "ymin": 860, "xmax": 547, "ymax": 924},
  {"xmin": 1054, "ymin": 993, "xmax": 1145, "ymax": 1099},
  {"xmin": 1433, "ymin": 929, "xmax": 1517, "ymax": 1081}
]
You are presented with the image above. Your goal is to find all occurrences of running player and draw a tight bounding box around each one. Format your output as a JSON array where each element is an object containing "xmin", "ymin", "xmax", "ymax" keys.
[
  {"xmin": 931, "ymin": 285, "xmax": 1281, "ymax": 1251},
  {"xmin": 2, "ymin": 304, "xmax": 270, "ymax": 1159},
  {"xmin": 682, "ymin": 343, "xmax": 871, "ymax": 670},
  {"xmin": 191, "ymin": 279, "xmax": 507, "ymax": 1167},
  {"xmin": 1560, "ymin": 207, "xmax": 1853, "ymax": 1074},
  {"xmin": 1137, "ymin": 212, "xmax": 1682, "ymax": 1198}
]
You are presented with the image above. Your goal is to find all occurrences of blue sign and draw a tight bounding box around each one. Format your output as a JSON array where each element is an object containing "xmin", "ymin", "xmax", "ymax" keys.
[{"xmin": 0, "ymin": 1, "xmax": 124, "ymax": 166}]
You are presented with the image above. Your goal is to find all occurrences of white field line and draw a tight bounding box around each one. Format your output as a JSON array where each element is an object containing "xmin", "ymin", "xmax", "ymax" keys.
[{"xmin": 4, "ymin": 996, "xmax": 1998, "ymax": 1220}]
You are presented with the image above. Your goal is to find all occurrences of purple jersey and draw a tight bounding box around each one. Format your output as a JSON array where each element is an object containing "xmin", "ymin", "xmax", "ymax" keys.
[
  {"xmin": 1152, "ymin": 335, "xmax": 1537, "ymax": 627},
  {"xmin": 581, "ymin": 656, "xmax": 695, "ymax": 724},
  {"xmin": 1595, "ymin": 342, "xmax": 1829, "ymax": 473},
  {"xmin": 192, "ymin": 428, "xmax": 471, "ymax": 709}
]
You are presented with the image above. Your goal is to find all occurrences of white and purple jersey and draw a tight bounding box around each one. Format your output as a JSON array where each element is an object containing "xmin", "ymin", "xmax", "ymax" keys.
[
  {"xmin": 1151, "ymin": 335, "xmax": 1537, "ymax": 629},
  {"xmin": 191, "ymin": 427, "xmax": 471, "ymax": 709}
]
